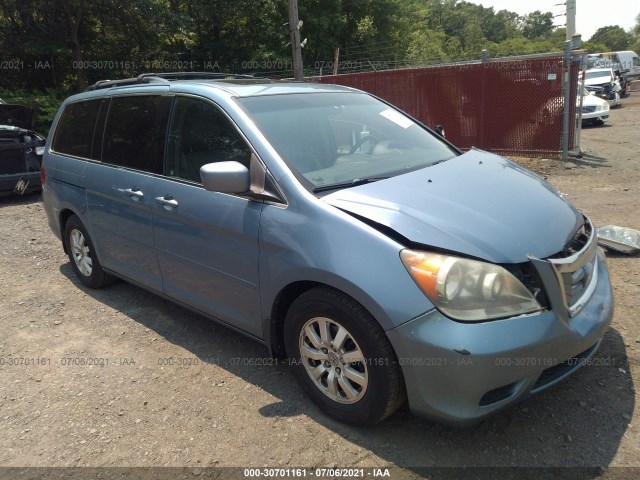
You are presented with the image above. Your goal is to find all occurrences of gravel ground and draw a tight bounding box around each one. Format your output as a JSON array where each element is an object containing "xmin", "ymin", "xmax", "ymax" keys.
[{"xmin": 0, "ymin": 94, "xmax": 639, "ymax": 480}]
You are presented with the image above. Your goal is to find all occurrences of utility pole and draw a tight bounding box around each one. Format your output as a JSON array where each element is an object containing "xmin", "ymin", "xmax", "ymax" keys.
[
  {"xmin": 566, "ymin": 0, "xmax": 576, "ymax": 40},
  {"xmin": 288, "ymin": 0, "xmax": 304, "ymax": 80},
  {"xmin": 561, "ymin": 40, "xmax": 572, "ymax": 160}
]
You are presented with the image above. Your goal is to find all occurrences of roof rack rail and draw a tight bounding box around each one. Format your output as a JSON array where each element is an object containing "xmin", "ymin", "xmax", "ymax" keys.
[{"xmin": 85, "ymin": 72, "xmax": 259, "ymax": 91}]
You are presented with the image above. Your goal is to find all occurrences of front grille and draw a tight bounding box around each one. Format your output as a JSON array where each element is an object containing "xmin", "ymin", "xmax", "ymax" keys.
[
  {"xmin": 582, "ymin": 106, "xmax": 596, "ymax": 113},
  {"xmin": 547, "ymin": 218, "xmax": 598, "ymax": 316}
]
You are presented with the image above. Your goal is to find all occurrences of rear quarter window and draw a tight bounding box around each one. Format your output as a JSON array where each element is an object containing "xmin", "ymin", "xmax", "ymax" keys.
[{"xmin": 52, "ymin": 99, "xmax": 102, "ymax": 159}]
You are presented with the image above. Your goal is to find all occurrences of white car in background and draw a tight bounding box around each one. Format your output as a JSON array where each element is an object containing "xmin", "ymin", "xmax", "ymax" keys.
[{"xmin": 579, "ymin": 86, "xmax": 609, "ymax": 126}]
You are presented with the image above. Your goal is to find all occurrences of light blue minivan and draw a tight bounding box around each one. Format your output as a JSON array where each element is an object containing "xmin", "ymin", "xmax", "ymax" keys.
[{"xmin": 42, "ymin": 73, "xmax": 613, "ymax": 426}]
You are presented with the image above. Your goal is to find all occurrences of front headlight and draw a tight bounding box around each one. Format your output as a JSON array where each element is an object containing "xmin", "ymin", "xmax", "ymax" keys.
[{"xmin": 400, "ymin": 250, "xmax": 542, "ymax": 321}]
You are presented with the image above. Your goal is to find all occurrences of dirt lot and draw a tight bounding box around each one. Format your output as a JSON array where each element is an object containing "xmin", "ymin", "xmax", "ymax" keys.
[{"xmin": 1, "ymin": 94, "xmax": 639, "ymax": 479}]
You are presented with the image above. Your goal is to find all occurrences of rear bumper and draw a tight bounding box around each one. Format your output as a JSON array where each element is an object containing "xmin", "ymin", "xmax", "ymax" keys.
[
  {"xmin": 0, "ymin": 172, "xmax": 41, "ymax": 196},
  {"xmin": 386, "ymin": 249, "xmax": 613, "ymax": 427}
]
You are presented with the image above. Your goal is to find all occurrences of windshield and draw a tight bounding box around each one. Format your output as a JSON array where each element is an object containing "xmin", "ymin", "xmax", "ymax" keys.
[
  {"xmin": 585, "ymin": 70, "xmax": 610, "ymax": 80},
  {"xmin": 237, "ymin": 92, "xmax": 457, "ymax": 191}
]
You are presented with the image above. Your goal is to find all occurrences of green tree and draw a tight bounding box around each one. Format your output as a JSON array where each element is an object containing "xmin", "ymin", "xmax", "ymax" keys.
[
  {"xmin": 582, "ymin": 40, "xmax": 609, "ymax": 53},
  {"xmin": 631, "ymin": 13, "xmax": 640, "ymax": 52},
  {"xmin": 522, "ymin": 10, "xmax": 554, "ymax": 40},
  {"xmin": 0, "ymin": 0, "xmax": 615, "ymax": 95},
  {"xmin": 405, "ymin": 29, "xmax": 448, "ymax": 64},
  {"xmin": 494, "ymin": 10, "xmax": 521, "ymax": 40},
  {"xmin": 589, "ymin": 25, "xmax": 632, "ymax": 51},
  {"xmin": 297, "ymin": 0, "xmax": 345, "ymax": 67},
  {"xmin": 632, "ymin": 12, "xmax": 640, "ymax": 38},
  {"xmin": 0, "ymin": 0, "xmax": 69, "ymax": 90},
  {"xmin": 462, "ymin": 19, "xmax": 486, "ymax": 53},
  {"xmin": 339, "ymin": 0, "xmax": 406, "ymax": 66}
]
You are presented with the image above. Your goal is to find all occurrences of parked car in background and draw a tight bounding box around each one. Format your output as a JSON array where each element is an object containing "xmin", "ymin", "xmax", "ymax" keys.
[
  {"xmin": 0, "ymin": 104, "xmax": 45, "ymax": 196},
  {"xmin": 587, "ymin": 54, "xmax": 628, "ymax": 95},
  {"xmin": 584, "ymin": 68, "xmax": 622, "ymax": 108},
  {"xmin": 579, "ymin": 85, "xmax": 609, "ymax": 126},
  {"xmin": 42, "ymin": 73, "xmax": 613, "ymax": 427}
]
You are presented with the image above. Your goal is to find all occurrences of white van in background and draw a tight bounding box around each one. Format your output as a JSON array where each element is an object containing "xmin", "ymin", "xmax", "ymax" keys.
[{"xmin": 590, "ymin": 51, "xmax": 640, "ymax": 80}]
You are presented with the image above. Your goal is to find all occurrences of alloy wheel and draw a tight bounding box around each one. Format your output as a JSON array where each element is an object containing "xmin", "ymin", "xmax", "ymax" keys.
[
  {"xmin": 298, "ymin": 316, "xmax": 368, "ymax": 404},
  {"xmin": 70, "ymin": 229, "xmax": 92, "ymax": 277}
]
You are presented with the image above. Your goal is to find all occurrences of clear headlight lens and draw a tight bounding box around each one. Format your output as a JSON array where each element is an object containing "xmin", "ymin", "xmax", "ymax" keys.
[
  {"xmin": 400, "ymin": 250, "xmax": 542, "ymax": 321},
  {"xmin": 597, "ymin": 225, "xmax": 640, "ymax": 254}
]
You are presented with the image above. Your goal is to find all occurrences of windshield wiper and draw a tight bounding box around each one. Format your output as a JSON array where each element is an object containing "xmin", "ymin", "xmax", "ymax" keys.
[{"xmin": 312, "ymin": 176, "xmax": 389, "ymax": 193}]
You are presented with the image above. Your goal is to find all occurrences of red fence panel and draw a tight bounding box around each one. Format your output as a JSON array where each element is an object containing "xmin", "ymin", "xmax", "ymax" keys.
[{"xmin": 319, "ymin": 55, "xmax": 579, "ymax": 158}]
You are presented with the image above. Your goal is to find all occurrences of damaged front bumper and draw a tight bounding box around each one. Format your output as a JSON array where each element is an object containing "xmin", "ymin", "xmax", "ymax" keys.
[{"xmin": 386, "ymin": 218, "xmax": 614, "ymax": 427}]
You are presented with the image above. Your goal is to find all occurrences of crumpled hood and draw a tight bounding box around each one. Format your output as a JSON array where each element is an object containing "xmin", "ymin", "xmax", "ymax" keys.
[
  {"xmin": 323, "ymin": 149, "xmax": 583, "ymax": 263},
  {"xmin": 0, "ymin": 104, "xmax": 34, "ymax": 130},
  {"xmin": 584, "ymin": 74, "xmax": 612, "ymax": 87}
]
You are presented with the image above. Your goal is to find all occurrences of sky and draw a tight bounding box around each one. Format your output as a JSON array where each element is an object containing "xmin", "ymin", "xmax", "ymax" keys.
[{"xmin": 474, "ymin": 0, "xmax": 639, "ymax": 40}]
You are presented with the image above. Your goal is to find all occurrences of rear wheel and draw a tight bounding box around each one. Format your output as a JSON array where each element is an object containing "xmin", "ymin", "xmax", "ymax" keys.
[
  {"xmin": 64, "ymin": 215, "xmax": 116, "ymax": 288},
  {"xmin": 284, "ymin": 287, "xmax": 405, "ymax": 425}
]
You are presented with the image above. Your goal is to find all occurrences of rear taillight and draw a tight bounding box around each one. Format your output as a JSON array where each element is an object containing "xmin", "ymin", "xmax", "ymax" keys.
[{"xmin": 40, "ymin": 165, "xmax": 46, "ymax": 185}]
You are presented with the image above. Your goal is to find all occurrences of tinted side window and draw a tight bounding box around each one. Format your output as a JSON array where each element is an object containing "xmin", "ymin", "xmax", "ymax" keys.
[
  {"xmin": 166, "ymin": 97, "xmax": 251, "ymax": 182},
  {"xmin": 52, "ymin": 99, "xmax": 102, "ymax": 159},
  {"xmin": 102, "ymin": 95, "xmax": 171, "ymax": 173}
]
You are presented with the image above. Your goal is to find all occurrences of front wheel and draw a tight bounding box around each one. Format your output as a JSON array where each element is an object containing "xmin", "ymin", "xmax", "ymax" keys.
[
  {"xmin": 64, "ymin": 215, "xmax": 116, "ymax": 288},
  {"xmin": 284, "ymin": 287, "xmax": 405, "ymax": 425}
]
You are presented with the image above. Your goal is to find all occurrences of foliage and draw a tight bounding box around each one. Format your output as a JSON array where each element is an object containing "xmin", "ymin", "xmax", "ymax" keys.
[
  {"xmin": 521, "ymin": 11, "xmax": 554, "ymax": 41},
  {"xmin": 588, "ymin": 25, "xmax": 633, "ymax": 51},
  {"xmin": 0, "ymin": 88, "xmax": 66, "ymax": 134},
  {"xmin": 1, "ymin": 0, "xmax": 637, "ymax": 107},
  {"xmin": 581, "ymin": 41, "xmax": 609, "ymax": 53},
  {"xmin": 629, "ymin": 13, "xmax": 640, "ymax": 53}
]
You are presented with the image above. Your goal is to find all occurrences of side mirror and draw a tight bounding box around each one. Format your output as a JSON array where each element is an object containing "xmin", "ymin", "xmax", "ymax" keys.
[{"xmin": 200, "ymin": 161, "xmax": 250, "ymax": 193}]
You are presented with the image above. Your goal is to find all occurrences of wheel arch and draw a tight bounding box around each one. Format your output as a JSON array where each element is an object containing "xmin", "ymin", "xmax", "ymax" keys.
[
  {"xmin": 59, "ymin": 208, "xmax": 79, "ymax": 254},
  {"xmin": 267, "ymin": 278, "xmax": 393, "ymax": 359},
  {"xmin": 277, "ymin": 283, "xmax": 407, "ymax": 424},
  {"xmin": 269, "ymin": 280, "xmax": 321, "ymax": 358}
]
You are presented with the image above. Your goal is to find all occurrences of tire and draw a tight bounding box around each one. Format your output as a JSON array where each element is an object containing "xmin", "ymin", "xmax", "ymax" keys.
[
  {"xmin": 284, "ymin": 287, "xmax": 405, "ymax": 425},
  {"xmin": 64, "ymin": 215, "xmax": 116, "ymax": 288}
]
